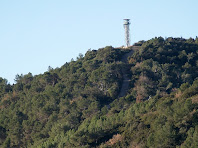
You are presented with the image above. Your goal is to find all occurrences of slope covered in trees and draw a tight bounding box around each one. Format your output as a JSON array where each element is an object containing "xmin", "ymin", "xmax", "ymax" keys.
[{"xmin": 0, "ymin": 37, "xmax": 198, "ymax": 148}]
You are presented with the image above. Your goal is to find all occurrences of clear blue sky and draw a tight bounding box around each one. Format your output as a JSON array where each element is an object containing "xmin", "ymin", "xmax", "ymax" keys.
[{"xmin": 0, "ymin": 0, "xmax": 198, "ymax": 84}]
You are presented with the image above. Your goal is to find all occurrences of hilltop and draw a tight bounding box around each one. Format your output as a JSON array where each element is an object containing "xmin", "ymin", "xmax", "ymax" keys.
[{"xmin": 0, "ymin": 37, "xmax": 198, "ymax": 147}]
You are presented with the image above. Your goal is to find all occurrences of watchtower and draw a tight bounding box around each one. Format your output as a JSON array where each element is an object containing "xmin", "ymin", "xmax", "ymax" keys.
[{"xmin": 123, "ymin": 19, "xmax": 130, "ymax": 47}]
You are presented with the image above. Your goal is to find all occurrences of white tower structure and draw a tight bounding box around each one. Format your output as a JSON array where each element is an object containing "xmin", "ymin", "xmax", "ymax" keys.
[{"xmin": 123, "ymin": 19, "xmax": 130, "ymax": 47}]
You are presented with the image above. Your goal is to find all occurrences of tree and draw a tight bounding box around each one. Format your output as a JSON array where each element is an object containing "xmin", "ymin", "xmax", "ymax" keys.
[{"xmin": 134, "ymin": 75, "xmax": 153, "ymax": 103}]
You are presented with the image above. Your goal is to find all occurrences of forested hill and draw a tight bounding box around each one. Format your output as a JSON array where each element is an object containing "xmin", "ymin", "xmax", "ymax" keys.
[{"xmin": 1, "ymin": 37, "xmax": 198, "ymax": 148}]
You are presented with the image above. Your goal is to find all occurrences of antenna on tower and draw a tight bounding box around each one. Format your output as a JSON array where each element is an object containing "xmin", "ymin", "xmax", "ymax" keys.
[{"xmin": 123, "ymin": 19, "xmax": 130, "ymax": 47}]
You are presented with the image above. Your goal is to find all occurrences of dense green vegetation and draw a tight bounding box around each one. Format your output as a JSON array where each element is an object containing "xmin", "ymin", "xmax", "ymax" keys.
[{"xmin": 0, "ymin": 37, "xmax": 198, "ymax": 147}]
